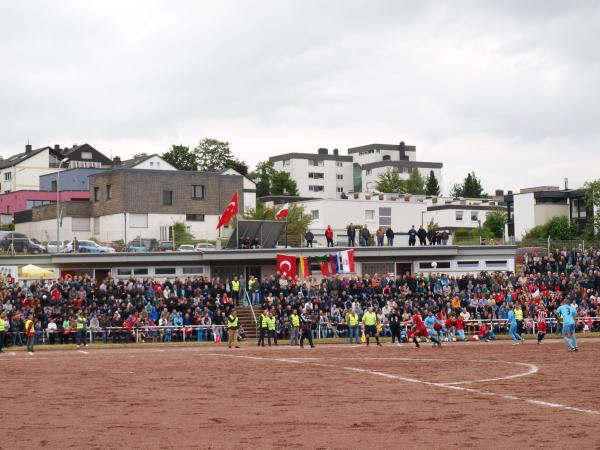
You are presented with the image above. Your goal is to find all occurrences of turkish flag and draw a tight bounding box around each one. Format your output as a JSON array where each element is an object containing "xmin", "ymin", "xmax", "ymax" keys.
[
  {"xmin": 216, "ymin": 192, "xmax": 239, "ymax": 229},
  {"xmin": 275, "ymin": 203, "xmax": 289, "ymax": 220},
  {"xmin": 276, "ymin": 254, "xmax": 297, "ymax": 279}
]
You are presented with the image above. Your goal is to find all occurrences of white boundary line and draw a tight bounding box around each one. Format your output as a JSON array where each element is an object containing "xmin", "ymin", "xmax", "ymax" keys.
[{"xmin": 211, "ymin": 354, "xmax": 600, "ymax": 417}]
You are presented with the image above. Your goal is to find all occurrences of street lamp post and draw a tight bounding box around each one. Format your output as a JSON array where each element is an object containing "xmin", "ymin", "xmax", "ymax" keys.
[{"xmin": 56, "ymin": 158, "xmax": 69, "ymax": 251}]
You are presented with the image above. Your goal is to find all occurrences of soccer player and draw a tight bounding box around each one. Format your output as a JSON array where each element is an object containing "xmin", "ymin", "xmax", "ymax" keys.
[
  {"xmin": 454, "ymin": 314, "xmax": 466, "ymax": 341},
  {"xmin": 409, "ymin": 309, "xmax": 441, "ymax": 348},
  {"xmin": 424, "ymin": 311, "xmax": 441, "ymax": 348},
  {"xmin": 508, "ymin": 305, "xmax": 523, "ymax": 345},
  {"xmin": 556, "ymin": 299, "xmax": 578, "ymax": 352},
  {"xmin": 536, "ymin": 303, "xmax": 548, "ymax": 344}
]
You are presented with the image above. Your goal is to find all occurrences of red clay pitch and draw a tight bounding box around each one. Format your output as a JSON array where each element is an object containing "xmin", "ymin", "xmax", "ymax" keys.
[{"xmin": 2, "ymin": 339, "xmax": 599, "ymax": 449}]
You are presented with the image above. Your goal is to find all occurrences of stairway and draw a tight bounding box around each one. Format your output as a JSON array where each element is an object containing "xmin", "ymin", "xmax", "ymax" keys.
[{"xmin": 236, "ymin": 307, "xmax": 258, "ymax": 339}]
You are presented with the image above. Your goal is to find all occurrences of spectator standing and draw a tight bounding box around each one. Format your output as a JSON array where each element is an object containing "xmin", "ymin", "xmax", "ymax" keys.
[
  {"xmin": 376, "ymin": 228, "xmax": 385, "ymax": 246},
  {"xmin": 305, "ymin": 230, "xmax": 314, "ymax": 248},
  {"xmin": 266, "ymin": 311, "xmax": 278, "ymax": 346},
  {"xmin": 25, "ymin": 315, "xmax": 35, "ymax": 354},
  {"xmin": 231, "ymin": 276, "xmax": 240, "ymax": 306},
  {"xmin": 75, "ymin": 311, "xmax": 88, "ymax": 348},
  {"xmin": 347, "ymin": 223, "xmax": 356, "ymax": 247},
  {"xmin": 325, "ymin": 226, "xmax": 334, "ymax": 248},
  {"xmin": 257, "ymin": 309, "xmax": 269, "ymax": 347},
  {"xmin": 408, "ymin": 225, "xmax": 417, "ymax": 246},
  {"xmin": 427, "ymin": 229, "xmax": 436, "ymax": 246},
  {"xmin": 360, "ymin": 225, "xmax": 371, "ymax": 247},
  {"xmin": 385, "ymin": 227, "xmax": 395, "ymax": 247},
  {"xmin": 227, "ymin": 309, "xmax": 240, "ymax": 349},
  {"xmin": 441, "ymin": 230, "xmax": 449, "ymax": 245},
  {"xmin": 300, "ymin": 308, "xmax": 315, "ymax": 348},
  {"xmin": 289, "ymin": 309, "xmax": 300, "ymax": 346},
  {"xmin": 417, "ymin": 226, "xmax": 427, "ymax": 246},
  {"xmin": 388, "ymin": 308, "xmax": 402, "ymax": 344},
  {"xmin": 346, "ymin": 308, "xmax": 360, "ymax": 344}
]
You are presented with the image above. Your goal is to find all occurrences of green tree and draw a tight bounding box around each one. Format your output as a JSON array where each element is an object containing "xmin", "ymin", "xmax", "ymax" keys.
[
  {"xmin": 427, "ymin": 218, "xmax": 439, "ymax": 231},
  {"xmin": 404, "ymin": 169, "xmax": 425, "ymax": 195},
  {"xmin": 195, "ymin": 138, "xmax": 235, "ymax": 171},
  {"xmin": 271, "ymin": 171, "xmax": 299, "ymax": 196},
  {"xmin": 248, "ymin": 161, "xmax": 276, "ymax": 198},
  {"xmin": 425, "ymin": 170, "xmax": 441, "ymax": 196},
  {"xmin": 451, "ymin": 172, "xmax": 486, "ymax": 198},
  {"xmin": 132, "ymin": 152, "xmax": 148, "ymax": 159},
  {"xmin": 584, "ymin": 179, "xmax": 600, "ymax": 237},
  {"xmin": 172, "ymin": 222, "xmax": 195, "ymax": 245},
  {"xmin": 375, "ymin": 168, "xmax": 404, "ymax": 193},
  {"xmin": 483, "ymin": 209, "xmax": 507, "ymax": 238},
  {"xmin": 162, "ymin": 145, "xmax": 198, "ymax": 171},
  {"xmin": 522, "ymin": 215, "xmax": 579, "ymax": 241},
  {"xmin": 225, "ymin": 158, "xmax": 249, "ymax": 176},
  {"xmin": 243, "ymin": 202, "xmax": 312, "ymax": 247}
]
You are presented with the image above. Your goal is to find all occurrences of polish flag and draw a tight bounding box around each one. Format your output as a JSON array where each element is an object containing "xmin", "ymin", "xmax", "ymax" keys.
[
  {"xmin": 275, "ymin": 203, "xmax": 289, "ymax": 220},
  {"xmin": 216, "ymin": 192, "xmax": 238, "ymax": 229}
]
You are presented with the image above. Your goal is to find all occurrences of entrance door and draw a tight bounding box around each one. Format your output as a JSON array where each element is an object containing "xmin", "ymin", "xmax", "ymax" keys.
[
  {"xmin": 246, "ymin": 266, "xmax": 261, "ymax": 283},
  {"xmin": 396, "ymin": 262, "xmax": 412, "ymax": 276},
  {"xmin": 95, "ymin": 269, "xmax": 111, "ymax": 283}
]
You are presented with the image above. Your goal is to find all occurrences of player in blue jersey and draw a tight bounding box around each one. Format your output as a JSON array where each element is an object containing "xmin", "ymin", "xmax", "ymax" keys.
[
  {"xmin": 556, "ymin": 299, "xmax": 578, "ymax": 352},
  {"xmin": 508, "ymin": 305, "xmax": 523, "ymax": 345},
  {"xmin": 424, "ymin": 311, "xmax": 442, "ymax": 348}
]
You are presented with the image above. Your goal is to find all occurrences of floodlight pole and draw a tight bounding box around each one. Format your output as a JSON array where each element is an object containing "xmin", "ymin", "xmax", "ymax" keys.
[{"xmin": 56, "ymin": 157, "xmax": 69, "ymax": 250}]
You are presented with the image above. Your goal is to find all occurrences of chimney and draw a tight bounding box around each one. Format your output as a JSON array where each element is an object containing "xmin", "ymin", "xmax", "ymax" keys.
[
  {"xmin": 399, "ymin": 141, "xmax": 405, "ymax": 148},
  {"xmin": 54, "ymin": 144, "xmax": 61, "ymax": 152},
  {"xmin": 564, "ymin": 178, "xmax": 569, "ymax": 190},
  {"xmin": 333, "ymin": 148, "xmax": 339, "ymax": 156},
  {"xmin": 495, "ymin": 189, "xmax": 504, "ymax": 197},
  {"xmin": 317, "ymin": 148, "xmax": 328, "ymax": 155},
  {"xmin": 25, "ymin": 144, "xmax": 32, "ymax": 153},
  {"xmin": 113, "ymin": 156, "xmax": 121, "ymax": 165}
]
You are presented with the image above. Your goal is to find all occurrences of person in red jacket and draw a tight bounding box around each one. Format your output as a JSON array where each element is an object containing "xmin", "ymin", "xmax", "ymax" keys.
[{"xmin": 325, "ymin": 225, "xmax": 334, "ymax": 248}]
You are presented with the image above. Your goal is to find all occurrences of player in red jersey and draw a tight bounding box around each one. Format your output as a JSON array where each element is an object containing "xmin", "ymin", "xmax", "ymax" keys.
[
  {"xmin": 407, "ymin": 309, "xmax": 440, "ymax": 348},
  {"xmin": 536, "ymin": 303, "xmax": 548, "ymax": 344}
]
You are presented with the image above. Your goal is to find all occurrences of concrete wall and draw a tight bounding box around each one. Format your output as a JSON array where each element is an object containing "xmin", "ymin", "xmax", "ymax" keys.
[
  {"xmin": 534, "ymin": 204, "xmax": 569, "ymax": 228},
  {"xmin": 513, "ymin": 192, "xmax": 535, "ymax": 240},
  {"xmin": 424, "ymin": 208, "xmax": 491, "ymax": 230},
  {"xmin": 273, "ymin": 158, "xmax": 354, "ymax": 198}
]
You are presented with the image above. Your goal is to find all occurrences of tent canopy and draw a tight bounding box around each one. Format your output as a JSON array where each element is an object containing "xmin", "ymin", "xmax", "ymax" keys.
[{"xmin": 226, "ymin": 220, "xmax": 286, "ymax": 249}]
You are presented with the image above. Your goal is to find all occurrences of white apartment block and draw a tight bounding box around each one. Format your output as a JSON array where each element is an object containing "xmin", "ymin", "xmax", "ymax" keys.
[
  {"xmin": 270, "ymin": 148, "xmax": 354, "ymax": 199},
  {"xmin": 348, "ymin": 142, "xmax": 443, "ymax": 193},
  {"xmin": 0, "ymin": 145, "xmax": 66, "ymax": 193}
]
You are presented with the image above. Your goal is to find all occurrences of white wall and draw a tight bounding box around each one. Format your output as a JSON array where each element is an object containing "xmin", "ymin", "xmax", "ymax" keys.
[
  {"xmin": 220, "ymin": 168, "xmax": 257, "ymax": 210},
  {"xmin": 534, "ymin": 204, "xmax": 569, "ymax": 227},
  {"xmin": 273, "ymin": 158, "xmax": 354, "ymax": 198},
  {"xmin": 16, "ymin": 216, "xmax": 88, "ymax": 242},
  {"xmin": 132, "ymin": 155, "xmax": 177, "ymax": 171},
  {"xmin": 513, "ymin": 192, "xmax": 536, "ymax": 240},
  {"xmin": 0, "ymin": 149, "xmax": 66, "ymax": 192},
  {"xmin": 424, "ymin": 208, "xmax": 491, "ymax": 229}
]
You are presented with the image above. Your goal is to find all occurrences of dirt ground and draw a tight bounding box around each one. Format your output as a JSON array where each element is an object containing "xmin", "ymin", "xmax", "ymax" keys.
[{"xmin": 1, "ymin": 339, "xmax": 599, "ymax": 449}]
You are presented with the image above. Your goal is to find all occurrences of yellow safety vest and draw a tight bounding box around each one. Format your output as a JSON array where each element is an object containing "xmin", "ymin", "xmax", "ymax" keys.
[
  {"xmin": 266, "ymin": 316, "xmax": 276, "ymax": 331},
  {"xmin": 76, "ymin": 317, "xmax": 86, "ymax": 330},
  {"xmin": 227, "ymin": 315, "xmax": 238, "ymax": 328},
  {"xmin": 260, "ymin": 314, "xmax": 268, "ymax": 329},
  {"xmin": 514, "ymin": 309, "xmax": 523, "ymax": 320},
  {"xmin": 348, "ymin": 313, "xmax": 359, "ymax": 326},
  {"xmin": 290, "ymin": 314, "xmax": 300, "ymax": 327},
  {"xmin": 231, "ymin": 280, "xmax": 240, "ymax": 292},
  {"xmin": 363, "ymin": 312, "xmax": 377, "ymax": 326},
  {"xmin": 0, "ymin": 318, "xmax": 4, "ymax": 332},
  {"xmin": 25, "ymin": 319, "xmax": 34, "ymax": 335}
]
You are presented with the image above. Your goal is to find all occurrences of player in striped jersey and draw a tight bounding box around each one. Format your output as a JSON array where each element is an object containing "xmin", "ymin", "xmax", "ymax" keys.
[{"xmin": 535, "ymin": 304, "xmax": 547, "ymax": 344}]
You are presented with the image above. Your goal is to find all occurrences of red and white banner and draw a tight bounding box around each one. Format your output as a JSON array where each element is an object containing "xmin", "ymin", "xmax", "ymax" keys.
[
  {"xmin": 275, "ymin": 203, "xmax": 289, "ymax": 220},
  {"xmin": 276, "ymin": 253, "xmax": 297, "ymax": 279},
  {"xmin": 339, "ymin": 249, "xmax": 355, "ymax": 273}
]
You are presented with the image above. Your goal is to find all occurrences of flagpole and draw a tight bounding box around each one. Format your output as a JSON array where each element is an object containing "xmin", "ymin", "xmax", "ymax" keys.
[{"xmin": 285, "ymin": 218, "xmax": 288, "ymax": 248}]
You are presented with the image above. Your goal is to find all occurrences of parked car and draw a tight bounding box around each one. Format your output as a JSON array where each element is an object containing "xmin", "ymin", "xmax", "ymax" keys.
[
  {"xmin": 100, "ymin": 242, "xmax": 123, "ymax": 252},
  {"xmin": 64, "ymin": 240, "xmax": 115, "ymax": 253},
  {"xmin": 46, "ymin": 240, "xmax": 69, "ymax": 253},
  {"xmin": 127, "ymin": 238, "xmax": 158, "ymax": 252},
  {"xmin": 194, "ymin": 243, "xmax": 215, "ymax": 252},
  {"xmin": 178, "ymin": 244, "xmax": 195, "ymax": 252},
  {"xmin": 157, "ymin": 241, "xmax": 175, "ymax": 251},
  {"xmin": 0, "ymin": 232, "xmax": 46, "ymax": 253}
]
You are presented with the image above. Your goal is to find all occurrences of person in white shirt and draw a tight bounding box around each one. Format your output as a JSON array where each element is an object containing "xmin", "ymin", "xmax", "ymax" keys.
[{"xmin": 46, "ymin": 319, "xmax": 58, "ymax": 345}]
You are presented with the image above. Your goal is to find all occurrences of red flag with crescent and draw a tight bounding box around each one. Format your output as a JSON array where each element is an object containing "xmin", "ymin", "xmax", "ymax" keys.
[
  {"xmin": 216, "ymin": 192, "xmax": 239, "ymax": 229},
  {"xmin": 276, "ymin": 254, "xmax": 297, "ymax": 279}
]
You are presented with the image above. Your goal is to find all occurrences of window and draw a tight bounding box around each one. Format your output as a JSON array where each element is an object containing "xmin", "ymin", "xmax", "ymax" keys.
[
  {"xmin": 309, "ymin": 185, "xmax": 324, "ymax": 192},
  {"xmin": 486, "ymin": 260, "xmax": 508, "ymax": 268},
  {"xmin": 308, "ymin": 173, "xmax": 324, "ymax": 179},
  {"xmin": 133, "ymin": 268, "xmax": 149, "ymax": 275},
  {"xmin": 365, "ymin": 210, "xmax": 375, "ymax": 221},
  {"xmin": 129, "ymin": 213, "xmax": 148, "ymax": 228},
  {"xmin": 93, "ymin": 187, "xmax": 99, "ymax": 202},
  {"xmin": 81, "ymin": 151, "xmax": 93, "ymax": 160},
  {"xmin": 457, "ymin": 261, "xmax": 479, "ymax": 269},
  {"xmin": 379, "ymin": 207, "xmax": 391, "ymax": 227},
  {"xmin": 163, "ymin": 190, "xmax": 173, "ymax": 205},
  {"xmin": 26, "ymin": 200, "xmax": 51, "ymax": 209},
  {"xmin": 160, "ymin": 226, "xmax": 171, "ymax": 241},
  {"xmin": 336, "ymin": 174, "xmax": 343, "ymax": 180},
  {"xmin": 455, "ymin": 211, "xmax": 464, "ymax": 221},
  {"xmin": 117, "ymin": 268, "xmax": 132, "ymax": 277},
  {"xmin": 282, "ymin": 160, "xmax": 290, "ymax": 167},
  {"xmin": 310, "ymin": 210, "xmax": 319, "ymax": 220},
  {"xmin": 382, "ymin": 155, "xmax": 391, "ymax": 161},
  {"xmin": 308, "ymin": 160, "xmax": 324, "ymax": 167},
  {"xmin": 186, "ymin": 214, "xmax": 205, "ymax": 221},
  {"xmin": 471, "ymin": 211, "xmax": 479, "ymax": 222},
  {"xmin": 366, "ymin": 169, "xmax": 372, "ymax": 176},
  {"xmin": 93, "ymin": 217, "xmax": 100, "ymax": 235},
  {"xmin": 183, "ymin": 267, "xmax": 205, "ymax": 275},
  {"xmin": 106, "ymin": 184, "xmax": 112, "ymax": 200},
  {"xmin": 336, "ymin": 162, "xmax": 343, "ymax": 168},
  {"xmin": 4, "ymin": 172, "xmax": 11, "ymax": 181},
  {"xmin": 192, "ymin": 185, "xmax": 204, "ymax": 199},
  {"xmin": 51, "ymin": 180, "xmax": 57, "ymax": 192},
  {"xmin": 337, "ymin": 187, "xmax": 344, "ymax": 193},
  {"xmin": 419, "ymin": 262, "xmax": 451, "ymax": 269},
  {"xmin": 155, "ymin": 267, "xmax": 176, "ymax": 276}
]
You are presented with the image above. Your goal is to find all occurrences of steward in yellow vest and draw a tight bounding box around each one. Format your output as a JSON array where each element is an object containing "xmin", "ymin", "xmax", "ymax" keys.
[
  {"xmin": 289, "ymin": 310, "xmax": 301, "ymax": 346},
  {"xmin": 227, "ymin": 309, "xmax": 240, "ymax": 349}
]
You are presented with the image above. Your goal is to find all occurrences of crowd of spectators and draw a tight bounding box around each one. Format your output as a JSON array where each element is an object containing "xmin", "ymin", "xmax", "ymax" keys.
[{"xmin": 1, "ymin": 246, "xmax": 599, "ymax": 348}]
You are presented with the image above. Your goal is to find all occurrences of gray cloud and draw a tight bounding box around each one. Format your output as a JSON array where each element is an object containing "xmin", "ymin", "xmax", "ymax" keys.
[{"xmin": 1, "ymin": 0, "xmax": 599, "ymax": 193}]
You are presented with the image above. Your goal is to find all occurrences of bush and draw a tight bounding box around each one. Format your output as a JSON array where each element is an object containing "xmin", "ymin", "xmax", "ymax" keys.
[{"xmin": 522, "ymin": 215, "xmax": 579, "ymax": 241}]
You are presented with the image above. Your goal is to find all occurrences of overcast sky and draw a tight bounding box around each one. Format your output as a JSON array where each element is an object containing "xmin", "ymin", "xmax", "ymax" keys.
[{"xmin": 1, "ymin": 0, "xmax": 599, "ymax": 194}]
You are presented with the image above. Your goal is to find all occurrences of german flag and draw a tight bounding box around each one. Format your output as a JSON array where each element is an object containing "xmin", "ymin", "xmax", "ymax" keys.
[{"xmin": 299, "ymin": 256, "xmax": 310, "ymax": 278}]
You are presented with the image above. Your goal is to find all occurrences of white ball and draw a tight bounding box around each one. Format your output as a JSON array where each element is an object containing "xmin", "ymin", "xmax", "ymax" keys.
[
  {"xmin": 431, "ymin": 262, "xmax": 438, "ymax": 269},
  {"xmin": 443, "ymin": 337, "xmax": 449, "ymax": 342},
  {"xmin": 472, "ymin": 335, "xmax": 479, "ymax": 341}
]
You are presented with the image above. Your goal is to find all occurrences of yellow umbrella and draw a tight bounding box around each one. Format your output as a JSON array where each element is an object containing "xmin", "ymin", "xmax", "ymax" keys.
[{"xmin": 20, "ymin": 264, "xmax": 56, "ymax": 278}]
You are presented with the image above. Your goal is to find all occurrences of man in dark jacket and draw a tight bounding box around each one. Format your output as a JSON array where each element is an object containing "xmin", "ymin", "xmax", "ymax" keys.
[
  {"xmin": 408, "ymin": 226, "xmax": 417, "ymax": 246},
  {"xmin": 417, "ymin": 226, "xmax": 427, "ymax": 246},
  {"xmin": 347, "ymin": 223, "xmax": 356, "ymax": 247},
  {"xmin": 360, "ymin": 225, "xmax": 370, "ymax": 247},
  {"xmin": 305, "ymin": 230, "xmax": 314, "ymax": 248},
  {"xmin": 385, "ymin": 227, "xmax": 394, "ymax": 246}
]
